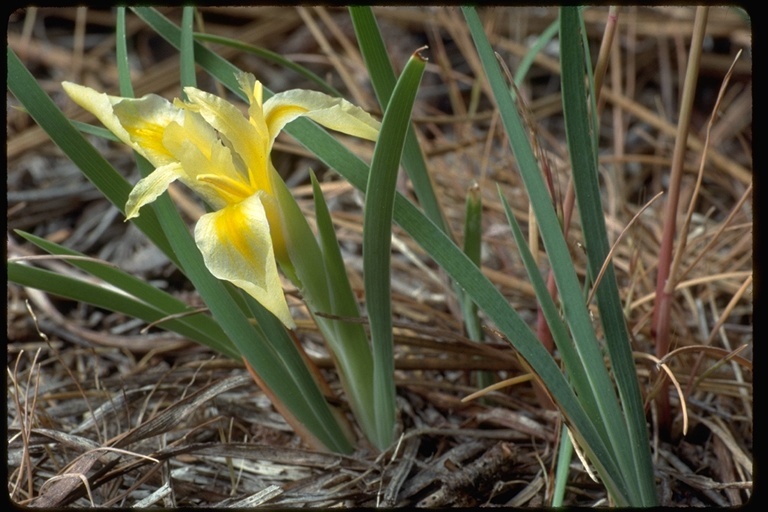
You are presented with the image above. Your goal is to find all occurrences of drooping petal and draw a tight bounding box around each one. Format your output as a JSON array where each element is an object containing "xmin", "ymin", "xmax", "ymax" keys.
[
  {"xmin": 194, "ymin": 192, "xmax": 295, "ymax": 328},
  {"xmin": 263, "ymin": 89, "xmax": 381, "ymax": 147},
  {"xmin": 183, "ymin": 87, "xmax": 271, "ymax": 194},
  {"xmin": 125, "ymin": 162, "xmax": 184, "ymax": 219}
]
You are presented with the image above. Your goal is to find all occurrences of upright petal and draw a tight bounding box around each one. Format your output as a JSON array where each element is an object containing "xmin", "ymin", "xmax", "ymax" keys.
[
  {"xmin": 183, "ymin": 87, "xmax": 271, "ymax": 194},
  {"xmin": 162, "ymin": 116, "xmax": 250, "ymax": 210},
  {"xmin": 263, "ymin": 89, "xmax": 381, "ymax": 147},
  {"xmin": 194, "ymin": 193, "xmax": 295, "ymax": 328}
]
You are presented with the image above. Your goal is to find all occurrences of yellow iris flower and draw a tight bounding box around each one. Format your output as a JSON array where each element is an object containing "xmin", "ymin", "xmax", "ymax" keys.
[{"xmin": 63, "ymin": 73, "xmax": 380, "ymax": 328}]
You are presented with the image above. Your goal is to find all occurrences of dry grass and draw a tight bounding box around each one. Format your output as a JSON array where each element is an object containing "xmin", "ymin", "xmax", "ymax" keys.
[{"xmin": 7, "ymin": 6, "xmax": 752, "ymax": 507}]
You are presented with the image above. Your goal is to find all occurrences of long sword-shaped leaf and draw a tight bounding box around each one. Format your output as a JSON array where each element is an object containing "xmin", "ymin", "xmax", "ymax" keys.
[
  {"xmin": 7, "ymin": 262, "xmax": 241, "ymax": 355},
  {"xmin": 350, "ymin": 6, "xmax": 450, "ymax": 236},
  {"xmin": 560, "ymin": 7, "xmax": 656, "ymax": 504},
  {"xmin": 179, "ymin": 6, "xmax": 197, "ymax": 91},
  {"xmin": 193, "ymin": 33, "xmax": 343, "ymax": 97},
  {"xmin": 116, "ymin": 7, "xmax": 134, "ymax": 97},
  {"xmin": 364, "ymin": 48, "xmax": 427, "ymax": 448},
  {"xmin": 498, "ymin": 192, "xmax": 601, "ymax": 425},
  {"xmin": 310, "ymin": 172, "xmax": 375, "ymax": 441},
  {"xmin": 462, "ymin": 6, "xmax": 638, "ymax": 504},
  {"xmin": 12, "ymin": 230, "xmax": 234, "ymax": 356}
]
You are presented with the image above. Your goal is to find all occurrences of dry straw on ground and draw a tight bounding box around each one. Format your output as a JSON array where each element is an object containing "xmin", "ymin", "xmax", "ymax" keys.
[{"xmin": 8, "ymin": 6, "xmax": 752, "ymax": 507}]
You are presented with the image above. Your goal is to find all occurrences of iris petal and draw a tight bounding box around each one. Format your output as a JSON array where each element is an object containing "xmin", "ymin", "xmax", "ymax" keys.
[
  {"xmin": 162, "ymin": 118, "xmax": 247, "ymax": 209},
  {"xmin": 62, "ymin": 81, "xmax": 134, "ymax": 148},
  {"xmin": 65, "ymin": 76, "xmax": 378, "ymax": 330},
  {"xmin": 183, "ymin": 87, "xmax": 271, "ymax": 193},
  {"xmin": 125, "ymin": 163, "xmax": 183, "ymax": 219},
  {"xmin": 264, "ymin": 88, "xmax": 381, "ymax": 148},
  {"xmin": 194, "ymin": 192, "xmax": 295, "ymax": 328},
  {"xmin": 112, "ymin": 96, "xmax": 183, "ymax": 166}
]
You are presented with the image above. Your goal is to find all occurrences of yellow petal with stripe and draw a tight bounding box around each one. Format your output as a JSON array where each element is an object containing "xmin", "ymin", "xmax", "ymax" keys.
[
  {"xmin": 263, "ymin": 88, "xmax": 381, "ymax": 148},
  {"xmin": 194, "ymin": 192, "xmax": 295, "ymax": 328},
  {"xmin": 62, "ymin": 82, "xmax": 181, "ymax": 167},
  {"xmin": 183, "ymin": 87, "xmax": 271, "ymax": 194},
  {"xmin": 62, "ymin": 81, "xmax": 133, "ymax": 146}
]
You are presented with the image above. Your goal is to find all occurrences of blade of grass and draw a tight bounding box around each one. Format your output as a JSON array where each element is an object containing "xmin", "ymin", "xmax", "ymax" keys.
[
  {"xmin": 363, "ymin": 47, "xmax": 427, "ymax": 448},
  {"xmin": 560, "ymin": 7, "xmax": 656, "ymax": 504}
]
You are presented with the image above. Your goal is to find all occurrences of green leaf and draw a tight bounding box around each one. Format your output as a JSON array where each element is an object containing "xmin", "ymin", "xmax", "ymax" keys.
[
  {"xmin": 462, "ymin": 183, "xmax": 492, "ymax": 391},
  {"xmin": 116, "ymin": 8, "xmax": 135, "ymax": 98},
  {"xmin": 271, "ymin": 172, "xmax": 374, "ymax": 449},
  {"xmin": 462, "ymin": 183, "xmax": 484, "ymax": 342},
  {"xmin": 462, "ymin": 6, "xmax": 639, "ymax": 504},
  {"xmin": 559, "ymin": 7, "xmax": 656, "ymax": 505},
  {"xmin": 8, "ymin": 262, "xmax": 237, "ymax": 354},
  {"xmin": 12, "ymin": 230, "xmax": 236, "ymax": 357},
  {"xmin": 350, "ymin": 7, "xmax": 450, "ymax": 236},
  {"xmin": 498, "ymin": 192, "xmax": 601, "ymax": 424},
  {"xmin": 193, "ymin": 33, "xmax": 343, "ymax": 97},
  {"xmin": 180, "ymin": 6, "xmax": 197, "ymax": 92},
  {"xmin": 513, "ymin": 19, "xmax": 560, "ymax": 87},
  {"xmin": 364, "ymin": 48, "xmax": 427, "ymax": 448}
]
